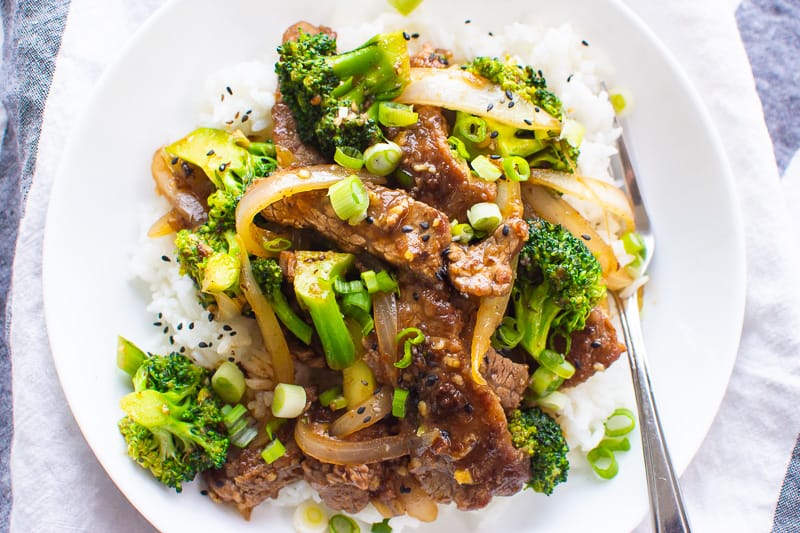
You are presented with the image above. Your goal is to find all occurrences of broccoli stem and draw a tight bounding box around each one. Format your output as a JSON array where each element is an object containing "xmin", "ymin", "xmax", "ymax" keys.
[
  {"xmin": 269, "ymin": 288, "xmax": 314, "ymax": 345},
  {"xmin": 293, "ymin": 252, "xmax": 357, "ymax": 370},
  {"xmin": 515, "ymin": 282, "xmax": 562, "ymax": 359},
  {"xmin": 330, "ymin": 43, "xmax": 383, "ymax": 79}
]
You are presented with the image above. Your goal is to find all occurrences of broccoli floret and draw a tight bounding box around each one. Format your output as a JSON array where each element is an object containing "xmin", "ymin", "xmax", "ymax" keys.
[
  {"xmin": 466, "ymin": 57, "xmax": 563, "ymax": 119},
  {"xmin": 508, "ymin": 407, "xmax": 569, "ymax": 495},
  {"xmin": 514, "ymin": 219, "xmax": 605, "ymax": 360},
  {"xmin": 118, "ymin": 352, "xmax": 228, "ymax": 492},
  {"xmin": 292, "ymin": 251, "xmax": 357, "ymax": 370},
  {"xmin": 251, "ymin": 257, "xmax": 314, "ymax": 345},
  {"xmin": 276, "ymin": 30, "xmax": 411, "ymax": 156},
  {"xmin": 167, "ymin": 129, "xmax": 278, "ymax": 297}
]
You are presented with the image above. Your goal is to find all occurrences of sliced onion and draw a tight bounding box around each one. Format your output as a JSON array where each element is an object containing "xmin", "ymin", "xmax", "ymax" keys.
[
  {"xmin": 395, "ymin": 68, "xmax": 560, "ymax": 132},
  {"xmin": 294, "ymin": 420, "xmax": 437, "ymax": 465},
  {"xmin": 373, "ymin": 290, "xmax": 399, "ymax": 384},
  {"xmin": 521, "ymin": 183, "xmax": 632, "ymax": 290},
  {"xmin": 150, "ymin": 149, "xmax": 207, "ymax": 228},
  {"xmin": 528, "ymin": 169, "xmax": 635, "ymax": 233},
  {"xmin": 214, "ymin": 292, "xmax": 244, "ymax": 321},
  {"xmin": 236, "ymin": 165, "xmax": 384, "ymax": 257},
  {"xmin": 397, "ymin": 477, "xmax": 438, "ymax": 522},
  {"xmin": 330, "ymin": 388, "xmax": 392, "ymax": 437},
  {"xmin": 470, "ymin": 180, "xmax": 521, "ymax": 385},
  {"xmin": 147, "ymin": 209, "xmax": 183, "ymax": 237},
  {"xmin": 237, "ymin": 236, "xmax": 294, "ymax": 384}
]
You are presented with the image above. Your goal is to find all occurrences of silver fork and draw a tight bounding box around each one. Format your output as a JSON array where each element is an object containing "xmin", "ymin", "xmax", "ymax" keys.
[{"xmin": 610, "ymin": 116, "xmax": 692, "ymax": 533}]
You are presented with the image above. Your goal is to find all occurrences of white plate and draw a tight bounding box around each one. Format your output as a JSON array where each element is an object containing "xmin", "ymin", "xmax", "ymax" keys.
[{"xmin": 43, "ymin": 0, "xmax": 746, "ymax": 531}]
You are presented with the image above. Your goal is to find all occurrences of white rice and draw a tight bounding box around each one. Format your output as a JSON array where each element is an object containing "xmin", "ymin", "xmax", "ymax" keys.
[{"xmin": 132, "ymin": 13, "xmax": 637, "ymax": 532}]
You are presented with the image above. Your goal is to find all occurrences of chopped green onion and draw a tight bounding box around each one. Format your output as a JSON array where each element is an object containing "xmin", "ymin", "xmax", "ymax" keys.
[
  {"xmin": 333, "ymin": 277, "xmax": 367, "ymax": 295},
  {"xmin": 447, "ymin": 136, "xmax": 472, "ymax": 160},
  {"xmin": 116, "ymin": 336, "xmax": 146, "ymax": 377},
  {"xmin": 587, "ymin": 445, "xmax": 619, "ymax": 479},
  {"xmin": 230, "ymin": 426, "xmax": 258, "ymax": 448},
  {"xmin": 394, "ymin": 327, "xmax": 425, "ymax": 368},
  {"xmin": 263, "ymin": 237, "xmax": 292, "ymax": 252},
  {"xmin": 271, "ymin": 383, "xmax": 308, "ymax": 418},
  {"xmin": 334, "ymin": 146, "xmax": 365, "ymax": 170},
  {"xmin": 371, "ymin": 518, "xmax": 392, "ymax": 533},
  {"xmin": 265, "ymin": 417, "xmax": 287, "ymax": 440},
  {"xmin": 604, "ymin": 408, "xmax": 636, "ymax": 437},
  {"xmin": 392, "ymin": 388, "xmax": 409, "ymax": 418},
  {"xmin": 608, "ymin": 90, "xmax": 629, "ymax": 114},
  {"xmin": 599, "ymin": 436, "xmax": 631, "ymax": 452},
  {"xmin": 329, "ymin": 396, "xmax": 348, "ymax": 410},
  {"xmin": 211, "ymin": 361, "xmax": 246, "ymax": 404},
  {"xmin": 467, "ymin": 202, "xmax": 502, "ymax": 232},
  {"xmin": 502, "ymin": 156, "xmax": 531, "ymax": 182},
  {"xmin": 622, "ymin": 231, "xmax": 646, "ymax": 255},
  {"xmin": 320, "ymin": 386, "xmax": 344, "ymax": 408},
  {"xmin": 394, "ymin": 167, "xmax": 414, "ymax": 188},
  {"xmin": 328, "ymin": 175, "xmax": 370, "ymax": 225},
  {"xmin": 455, "ymin": 113, "xmax": 488, "ymax": 144},
  {"xmin": 536, "ymin": 390, "xmax": 569, "ymax": 411},
  {"xmin": 328, "ymin": 514, "xmax": 360, "ymax": 533},
  {"xmin": 344, "ymin": 306, "xmax": 375, "ymax": 336},
  {"xmin": 378, "ymin": 102, "xmax": 419, "ymax": 127},
  {"xmin": 450, "ymin": 220, "xmax": 475, "ymax": 243},
  {"xmin": 388, "ymin": 0, "xmax": 423, "ymax": 15},
  {"xmin": 295, "ymin": 500, "xmax": 328, "ymax": 533},
  {"xmin": 491, "ymin": 316, "xmax": 523, "ymax": 350},
  {"xmin": 222, "ymin": 403, "xmax": 247, "ymax": 428},
  {"xmin": 360, "ymin": 270, "xmax": 398, "ymax": 294},
  {"xmin": 530, "ymin": 366, "xmax": 564, "ymax": 397},
  {"xmin": 341, "ymin": 291, "xmax": 372, "ymax": 314},
  {"xmin": 537, "ymin": 349, "xmax": 576, "ymax": 379},
  {"xmin": 470, "ymin": 155, "xmax": 503, "ymax": 181},
  {"xmin": 364, "ymin": 141, "xmax": 403, "ymax": 176},
  {"xmin": 261, "ymin": 438, "xmax": 287, "ymax": 464}
]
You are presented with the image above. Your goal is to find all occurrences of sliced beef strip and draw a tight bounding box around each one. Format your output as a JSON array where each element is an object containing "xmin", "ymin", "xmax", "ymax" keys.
[
  {"xmin": 446, "ymin": 217, "xmax": 529, "ymax": 297},
  {"xmin": 302, "ymin": 459, "xmax": 382, "ymax": 514},
  {"xmin": 394, "ymin": 272, "xmax": 530, "ymax": 510},
  {"xmin": 482, "ymin": 348, "xmax": 529, "ymax": 412},
  {"xmin": 271, "ymin": 99, "xmax": 328, "ymax": 168},
  {"xmin": 409, "ymin": 44, "xmax": 452, "ymax": 68},
  {"xmin": 205, "ymin": 423, "xmax": 304, "ymax": 519},
  {"xmin": 262, "ymin": 181, "xmax": 451, "ymax": 280},
  {"xmin": 562, "ymin": 307, "xmax": 626, "ymax": 387},
  {"xmin": 386, "ymin": 106, "xmax": 496, "ymax": 221}
]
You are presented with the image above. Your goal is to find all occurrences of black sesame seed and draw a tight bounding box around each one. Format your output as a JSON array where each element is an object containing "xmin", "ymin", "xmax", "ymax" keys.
[
  {"xmin": 225, "ymin": 120, "xmax": 234, "ymax": 125},
  {"xmin": 228, "ymin": 357, "xmax": 235, "ymax": 362},
  {"xmin": 505, "ymin": 89, "xmax": 513, "ymax": 100},
  {"xmin": 508, "ymin": 101, "xmax": 515, "ymax": 108},
  {"xmin": 364, "ymin": 215, "xmax": 374, "ymax": 224},
  {"xmin": 411, "ymin": 33, "xmax": 420, "ymax": 39},
  {"xmin": 591, "ymin": 340, "xmax": 602, "ymax": 348},
  {"xmin": 412, "ymin": 292, "xmax": 419, "ymax": 301},
  {"xmin": 241, "ymin": 115, "xmax": 249, "ymax": 123},
  {"xmin": 217, "ymin": 334, "xmax": 224, "ymax": 340},
  {"xmin": 420, "ymin": 221, "xmax": 430, "ymax": 230},
  {"xmin": 421, "ymin": 234, "xmax": 430, "ymax": 242},
  {"xmin": 199, "ymin": 342, "xmax": 208, "ymax": 348},
  {"xmin": 223, "ymin": 325, "xmax": 232, "ymax": 331},
  {"xmin": 464, "ymin": 403, "xmax": 474, "ymax": 414},
  {"xmin": 171, "ymin": 156, "xmax": 179, "ymax": 165},
  {"xmin": 153, "ymin": 321, "xmax": 162, "ymax": 327},
  {"xmin": 524, "ymin": 118, "xmax": 533, "ymax": 125},
  {"xmin": 490, "ymin": 130, "xmax": 499, "ymax": 139},
  {"xmin": 179, "ymin": 346, "xmax": 186, "ymax": 353},
  {"xmin": 502, "ymin": 224, "xmax": 510, "ymax": 236},
  {"xmin": 490, "ymin": 154, "xmax": 501, "ymax": 160},
  {"xmin": 401, "ymin": 224, "xmax": 414, "ymax": 233},
  {"xmin": 567, "ymin": 74, "xmax": 574, "ymax": 83},
  {"xmin": 169, "ymin": 336, "xmax": 174, "ymax": 345},
  {"xmin": 581, "ymin": 39, "xmax": 589, "ymax": 46},
  {"xmin": 189, "ymin": 322, "xmax": 195, "ymax": 330},
  {"xmin": 245, "ymin": 109, "xmax": 252, "ymax": 115},
  {"xmin": 157, "ymin": 312, "xmax": 162, "ymax": 319},
  {"xmin": 486, "ymin": 103, "xmax": 494, "ymax": 112},
  {"xmin": 177, "ymin": 323, "xmax": 183, "ymax": 330},
  {"xmin": 219, "ymin": 163, "xmax": 228, "ymax": 172},
  {"xmin": 208, "ymin": 313, "xmax": 214, "ymax": 322},
  {"xmin": 488, "ymin": 31, "xmax": 494, "ymax": 36},
  {"xmin": 161, "ymin": 255, "xmax": 171, "ymax": 262},
  {"xmin": 201, "ymin": 490, "xmax": 208, "ymax": 496},
  {"xmin": 163, "ymin": 326, "xmax": 169, "ymax": 334},
  {"xmin": 581, "ymin": 233, "xmax": 592, "ymax": 240},
  {"xmin": 206, "ymin": 149, "xmax": 215, "ymax": 156},
  {"xmin": 534, "ymin": 107, "xmax": 540, "ymax": 113},
  {"xmin": 464, "ymin": 19, "xmax": 471, "ymax": 23},
  {"xmin": 226, "ymin": 86, "xmax": 233, "ymax": 95},
  {"xmin": 403, "ymin": 31, "xmax": 410, "ymax": 40},
  {"xmin": 357, "ymin": 406, "xmax": 366, "ymax": 414},
  {"xmin": 230, "ymin": 331, "xmax": 237, "ymax": 337},
  {"xmin": 425, "ymin": 374, "xmax": 438, "ymax": 386},
  {"xmin": 372, "ymin": 342, "xmax": 379, "ymax": 351},
  {"xmin": 400, "ymin": 485, "xmax": 412, "ymax": 494},
  {"xmin": 363, "ymin": 416, "xmax": 372, "ymax": 424}
]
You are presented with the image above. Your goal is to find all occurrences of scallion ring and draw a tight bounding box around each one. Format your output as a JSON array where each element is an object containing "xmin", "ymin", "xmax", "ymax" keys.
[
  {"xmin": 328, "ymin": 174, "xmax": 369, "ymax": 224},
  {"xmin": 334, "ymin": 146, "xmax": 365, "ymax": 170},
  {"xmin": 530, "ymin": 366, "xmax": 564, "ymax": 397},
  {"xmin": 537, "ymin": 349, "xmax": 576, "ymax": 379},
  {"xmin": 599, "ymin": 436, "xmax": 631, "ymax": 452},
  {"xmin": 470, "ymin": 155, "xmax": 503, "ymax": 182},
  {"xmin": 604, "ymin": 407, "xmax": 636, "ymax": 437},
  {"xmin": 394, "ymin": 327, "xmax": 425, "ymax": 368},
  {"xmin": 328, "ymin": 514, "xmax": 360, "ymax": 533},
  {"xmin": 447, "ymin": 136, "xmax": 471, "ymax": 160},
  {"xmin": 455, "ymin": 114, "xmax": 488, "ymax": 144},
  {"xmin": 502, "ymin": 156, "xmax": 531, "ymax": 182},
  {"xmin": 364, "ymin": 141, "xmax": 402, "ymax": 176},
  {"xmin": 261, "ymin": 438, "xmax": 287, "ymax": 464},
  {"xmin": 392, "ymin": 388, "xmax": 409, "ymax": 418},
  {"xmin": 587, "ymin": 445, "xmax": 619, "ymax": 479},
  {"xmin": 378, "ymin": 102, "xmax": 419, "ymax": 127},
  {"xmin": 271, "ymin": 383, "xmax": 307, "ymax": 418},
  {"xmin": 467, "ymin": 202, "xmax": 502, "ymax": 232},
  {"xmin": 293, "ymin": 500, "xmax": 328, "ymax": 533}
]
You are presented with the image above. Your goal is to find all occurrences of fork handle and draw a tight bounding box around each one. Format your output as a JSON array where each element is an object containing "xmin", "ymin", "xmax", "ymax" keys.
[{"xmin": 612, "ymin": 292, "xmax": 692, "ymax": 533}]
